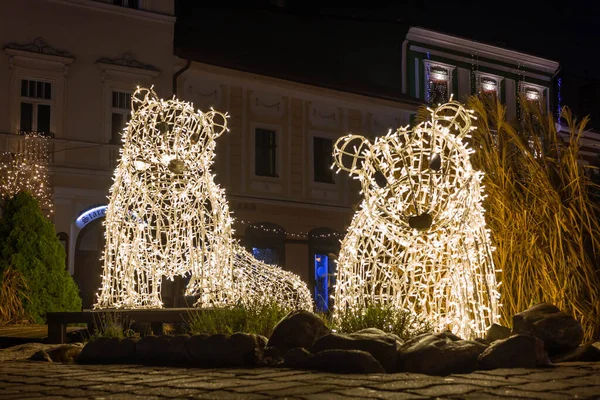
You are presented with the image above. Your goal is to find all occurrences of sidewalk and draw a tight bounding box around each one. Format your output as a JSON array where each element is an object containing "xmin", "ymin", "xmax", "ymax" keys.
[{"xmin": 1, "ymin": 360, "xmax": 599, "ymax": 399}]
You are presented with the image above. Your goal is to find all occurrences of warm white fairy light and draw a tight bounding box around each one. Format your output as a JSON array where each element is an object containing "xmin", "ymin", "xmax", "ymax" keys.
[
  {"xmin": 331, "ymin": 100, "xmax": 500, "ymax": 339},
  {"xmin": 95, "ymin": 87, "xmax": 311, "ymax": 311},
  {"xmin": 0, "ymin": 133, "xmax": 53, "ymax": 217}
]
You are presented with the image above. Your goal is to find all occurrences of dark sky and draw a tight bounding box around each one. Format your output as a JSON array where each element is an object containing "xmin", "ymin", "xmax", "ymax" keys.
[{"xmin": 175, "ymin": 1, "xmax": 600, "ymax": 125}]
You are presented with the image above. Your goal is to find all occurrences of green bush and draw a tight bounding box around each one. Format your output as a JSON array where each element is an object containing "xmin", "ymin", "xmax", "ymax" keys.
[
  {"xmin": 331, "ymin": 304, "xmax": 430, "ymax": 341},
  {"xmin": 0, "ymin": 191, "xmax": 81, "ymax": 323},
  {"xmin": 187, "ymin": 302, "xmax": 290, "ymax": 338}
]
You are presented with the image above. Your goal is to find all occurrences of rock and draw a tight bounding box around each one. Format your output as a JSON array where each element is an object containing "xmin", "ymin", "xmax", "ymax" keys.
[
  {"xmin": 255, "ymin": 334, "xmax": 268, "ymax": 349},
  {"xmin": 163, "ymin": 334, "xmax": 191, "ymax": 363},
  {"xmin": 311, "ymin": 328, "xmax": 399, "ymax": 372},
  {"xmin": 307, "ymin": 349, "xmax": 385, "ymax": 374},
  {"xmin": 267, "ymin": 310, "xmax": 330, "ymax": 355},
  {"xmin": 226, "ymin": 332, "xmax": 260, "ymax": 366},
  {"xmin": 30, "ymin": 343, "xmax": 83, "ymax": 363},
  {"xmin": 512, "ymin": 303, "xmax": 583, "ymax": 355},
  {"xmin": 136, "ymin": 335, "xmax": 173, "ymax": 363},
  {"xmin": 485, "ymin": 324, "xmax": 511, "ymax": 343},
  {"xmin": 258, "ymin": 346, "xmax": 283, "ymax": 367},
  {"xmin": 0, "ymin": 343, "xmax": 57, "ymax": 362},
  {"xmin": 397, "ymin": 331, "xmax": 488, "ymax": 375},
  {"xmin": 77, "ymin": 337, "xmax": 137, "ymax": 364},
  {"xmin": 478, "ymin": 335, "xmax": 549, "ymax": 369},
  {"xmin": 185, "ymin": 334, "xmax": 229, "ymax": 366},
  {"xmin": 551, "ymin": 343, "xmax": 600, "ymax": 363},
  {"xmin": 283, "ymin": 347, "xmax": 311, "ymax": 368}
]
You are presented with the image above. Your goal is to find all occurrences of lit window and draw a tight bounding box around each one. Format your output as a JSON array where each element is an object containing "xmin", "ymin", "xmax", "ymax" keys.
[
  {"xmin": 110, "ymin": 91, "xmax": 132, "ymax": 144},
  {"xmin": 475, "ymin": 73, "xmax": 503, "ymax": 99},
  {"xmin": 314, "ymin": 254, "xmax": 329, "ymax": 312},
  {"xmin": 19, "ymin": 79, "xmax": 52, "ymax": 136},
  {"xmin": 252, "ymin": 247, "xmax": 279, "ymax": 265},
  {"xmin": 313, "ymin": 137, "xmax": 334, "ymax": 183},
  {"xmin": 424, "ymin": 61, "xmax": 455, "ymax": 105},
  {"xmin": 525, "ymin": 88, "xmax": 540, "ymax": 102},
  {"xmin": 255, "ymin": 128, "xmax": 278, "ymax": 177}
]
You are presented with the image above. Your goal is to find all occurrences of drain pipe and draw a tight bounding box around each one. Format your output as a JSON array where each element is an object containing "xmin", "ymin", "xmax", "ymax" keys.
[{"xmin": 173, "ymin": 58, "xmax": 191, "ymax": 96}]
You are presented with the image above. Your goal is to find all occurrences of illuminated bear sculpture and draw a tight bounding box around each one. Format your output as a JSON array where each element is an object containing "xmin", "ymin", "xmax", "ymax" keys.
[
  {"xmin": 95, "ymin": 87, "xmax": 312, "ymax": 311},
  {"xmin": 332, "ymin": 101, "xmax": 500, "ymax": 339}
]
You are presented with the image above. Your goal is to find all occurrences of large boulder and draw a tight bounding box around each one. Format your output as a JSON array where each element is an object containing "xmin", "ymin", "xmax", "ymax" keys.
[
  {"xmin": 185, "ymin": 333, "xmax": 264, "ymax": 366},
  {"xmin": 478, "ymin": 334, "xmax": 549, "ymax": 369},
  {"xmin": 551, "ymin": 343, "xmax": 600, "ymax": 363},
  {"xmin": 485, "ymin": 324, "xmax": 511, "ymax": 343},
  {"xmin": 285, "ymin": 348, "xmax": 385, "ymax": 374},
  {"xmin": 267, "ymin": 310, "xmax": 330, "ymax": 355},
  {"xmin": 29, "ymin": 343, "xmax": 83, "ymax": 363},
  {"xmin": 77, "ymin": 337, "xmax": 137, "ymax": 364},
  {"xmin": 397, "ymin": 331, "xmax": 487, "ymax": 375},
  {"xmin": 512, "ymin": 303, "xmax": 583, "ymax": 355},
  {"xmin": 311, "ymin": 328, "xmax": 400, "ymax": 372}
]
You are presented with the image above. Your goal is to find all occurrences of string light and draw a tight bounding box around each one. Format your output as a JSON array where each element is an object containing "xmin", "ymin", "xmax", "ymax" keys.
[
  {"xmin": 234, "ymin": 220, "xmax": 344, "ymax": 240},
  {"xmin": 331, "ymin": 99, "xmax": 500, "ymax": 339},
  {"xmin": 0, "ymin": 133, "xmax": 53, "ymax": 217},
  {"xmin": 95, "ymin": 87, "xmax": 311, "ymax": 311}
]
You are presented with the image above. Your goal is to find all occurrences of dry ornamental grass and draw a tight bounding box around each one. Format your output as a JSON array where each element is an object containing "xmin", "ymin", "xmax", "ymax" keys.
[{"xmin": 462, "ymin": 95, "xmax": 600, "ymax": 340}]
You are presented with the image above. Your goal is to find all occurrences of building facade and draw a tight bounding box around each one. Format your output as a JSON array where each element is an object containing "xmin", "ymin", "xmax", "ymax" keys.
[
  {"xmin": 0, "ymin": 0, "xmax": 175, "ymax": 308},
  {"xmin": 402, "ymin": 27, "xmax": 560, "ymax": 119},
  {"xmin": 176, "ymin": 60, "xmax": 418, "ymax": 311}
]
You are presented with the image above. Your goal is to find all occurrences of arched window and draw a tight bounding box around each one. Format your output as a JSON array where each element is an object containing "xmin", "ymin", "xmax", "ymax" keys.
[
  {"xmin": 244, "ymin": 222, "xmax": 286, "ymax": 266},
  {"xmin": 308, "ymin": 227, "xmax": 341, "ymax": 313}
]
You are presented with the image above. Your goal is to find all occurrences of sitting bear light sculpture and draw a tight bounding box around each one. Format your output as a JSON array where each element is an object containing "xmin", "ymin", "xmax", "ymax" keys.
[
  {"xmin": 331, "ymin": 100, "xmax": 500, "ymax": 339},
  {"xmin": 95, "ymin": 87, "xmax": 312, "ymax": 311}
]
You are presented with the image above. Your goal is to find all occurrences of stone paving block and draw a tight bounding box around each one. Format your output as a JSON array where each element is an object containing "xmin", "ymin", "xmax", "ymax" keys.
[
  {"xmin": 408, "ymin": 383, "xmax": 481, "ymax": 397},
  {"xmin": 301, "ymin": 393, "xmax": 369, "ymax": 400},
  {"xmin": 366, "ymin": 378, "xmax": 444, "ymax": 391},
  {"xmin": 508, "ymin": 380, "xmax": 581, "ymax": 392},
  {"xmin": 133, "ymin": 386, "xmax": 205, "ymax": 397},
  {"xmin": 85, "ymin": 383, "xmax": 144, "ymax": 393},
  {"xmin": 557, "ymin": 386, "xmax": 600, "ymax": 398},
  {"xmin": 334, "ymin": 387, "xmax": 420, "ymax": 399},
  {"xmin": 40, "ymin": 387, "xmax": 113, "ymax": 398},
  {"xmin": 450, "ymin": 372, "xmax": 531, "ymax": 384},
  {"xmin": 521, "ymin": 369, "xmax": 589, "ymax": 381},
  {"xmin": 228, "ymin": 381, "xmax": 304, "ymax": 393},
  {"xmin": 480, "ymin": 387, "xmax": 573, "ymax": 399},
  {"xmin": 167, "ymin": 378, "xmax": 254, "ymax": 390},
  {"xmin": 256, "ymin": 383, "xmax": 339, "ymax": 397},
  {"xmin": 191, "ymin": 390, "xmax": 270, "ymax": 399},
  {"xmin": 0, "ymin": 394, "xmax": 45, "ymax": 400},
  {"xmin": 301, "ymin": 376, "xmax": 389, "ymax": 388}
]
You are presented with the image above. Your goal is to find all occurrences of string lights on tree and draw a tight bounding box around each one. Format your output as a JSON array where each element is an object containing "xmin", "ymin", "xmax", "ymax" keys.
[
  {"xmin": 331, "ymin": 100, "xmax": 500, "ymax": 339},
  {"xmin": 0, "ymin": 133, "xmax": 53, "ymax": 217},
  {"xmin": 95, "ymin": 87, "xmax": 311, "ymax": 311}
]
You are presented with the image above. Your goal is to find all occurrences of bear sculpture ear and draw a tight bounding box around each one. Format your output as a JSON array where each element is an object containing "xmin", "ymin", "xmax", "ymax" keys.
[
  {"xmin": 431, "ymin": 100, "xmax": 476, "ymax": 139},
  {"xmin": 333, "ymin": 134, "xmax": 371, "ymax": 176},
  {"xmin": 132, "ymin": 86, "xmax": 159, "ymax": 112},
  {"xmin": 202, "ymin": 110, "xmax": 229, "ymax": 140}
]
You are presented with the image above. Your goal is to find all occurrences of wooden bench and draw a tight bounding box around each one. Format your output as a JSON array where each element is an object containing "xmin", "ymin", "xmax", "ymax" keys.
[{"xmin": 46, "ymin": 308, "xmax": 204, "ymax": 344}]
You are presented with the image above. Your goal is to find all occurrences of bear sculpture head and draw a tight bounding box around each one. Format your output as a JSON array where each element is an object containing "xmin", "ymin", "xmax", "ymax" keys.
[{"xmin": 333, "ymin": 101, "xmax": 478, "ymax": 233}]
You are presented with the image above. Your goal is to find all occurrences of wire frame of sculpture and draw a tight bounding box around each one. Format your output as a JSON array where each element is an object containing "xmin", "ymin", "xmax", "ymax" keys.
[
  {"xmin": 95, "ymin": 87, "xmax": 312, "ymax": 311},
  {"xmin": 331, "ymin": 100, "xmax": 500, "ymax": 339}
]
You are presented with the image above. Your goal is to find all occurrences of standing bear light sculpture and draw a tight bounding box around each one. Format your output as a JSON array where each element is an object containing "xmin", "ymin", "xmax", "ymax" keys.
[
  {"xmin": 331, "ymin": 100, "xmax": 500, "ymax": 339},
  {"xmin": 95, "ymin": 87, "xmax": 312, "ymax": 311}
]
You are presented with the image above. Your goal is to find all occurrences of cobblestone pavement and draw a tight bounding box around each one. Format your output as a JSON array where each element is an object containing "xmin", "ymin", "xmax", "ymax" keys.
[{"xmin": 1, "ymin": 361, "xmax": 599, "ymax": 399}]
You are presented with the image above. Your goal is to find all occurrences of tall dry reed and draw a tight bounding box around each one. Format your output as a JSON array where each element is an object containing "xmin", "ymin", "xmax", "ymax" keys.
[
  {"xmin": 0, "ymin": 266, "xmax": 31, "ymax": 325},
  {"xmin": 462, "ymin": 96, "xmax": 600, "ymax": 340}
]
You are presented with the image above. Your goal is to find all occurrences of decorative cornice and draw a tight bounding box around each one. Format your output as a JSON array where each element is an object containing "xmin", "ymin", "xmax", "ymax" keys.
[
  {"xmin": 96, "ymin": 53, "xmax": 159, "ymax": 72},
  {"xmin": 4, "ymin": 37, "xmax": 74, "ymax": 59},
  {"xmin": 407, "ymin": 27, "xmax": 559, "ymax": 75}
]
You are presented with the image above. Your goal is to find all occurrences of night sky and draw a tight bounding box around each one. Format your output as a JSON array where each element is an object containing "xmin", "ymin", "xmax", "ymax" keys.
[{"xmin": 175, "ymin": 1, "xmax": 600, "ymax": 127}]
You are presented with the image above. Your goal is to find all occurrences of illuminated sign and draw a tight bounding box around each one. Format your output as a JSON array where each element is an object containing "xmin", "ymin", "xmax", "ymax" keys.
[{"xmin": 76, "ymin": 205, "xmax": 107, "ymax": 228}]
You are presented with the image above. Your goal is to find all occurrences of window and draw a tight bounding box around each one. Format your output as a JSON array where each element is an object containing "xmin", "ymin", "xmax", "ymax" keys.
[
  {"xmin": 475, "ymin": 73, "xmax": 503, "ymax": 100},
  {"xmin": 245, "ymin": 223, "xmax": 286, "ymax": 266},
  {"xmin": 112, "ymin": 0, "xmax": 139, "ymax": 8},
  {"xmin": 255, "ymin": 128, "xmax": 278, "ymax": 177},
  {"xmin": 424, "ymin": 61, "xmax": 455, "ymax": 105},
  {"xmin": 313, "ymin": 137, "xmax": 334, "ymax": 183},
  {"xmin": 20, "ymin": 79, "xmax": 52, "ymax": 136},
  {"xmin": 252, "ymin": 247, "xmax": 279, "ymax": 265},
  {"xmin": 110, "ymin": 91, "xmax": 132, "ymax": 144}
]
